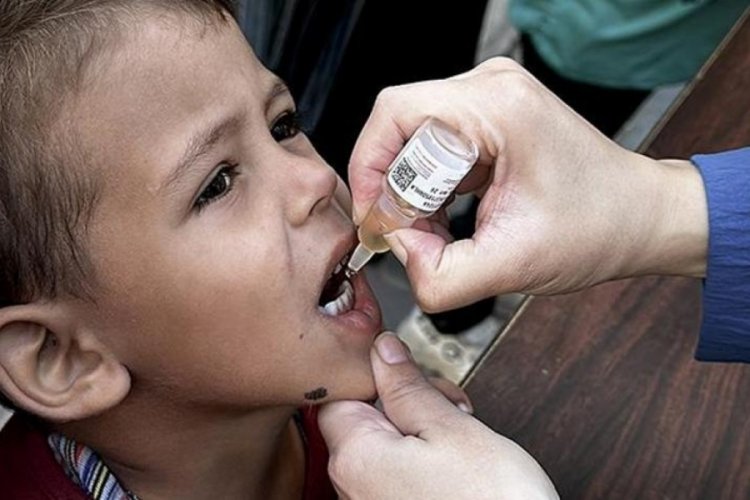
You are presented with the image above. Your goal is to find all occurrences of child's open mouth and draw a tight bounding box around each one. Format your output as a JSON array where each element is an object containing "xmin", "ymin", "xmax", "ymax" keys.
[{"xmin": 318, "ymin": 255, "xmax": 355, "ymax": 316}]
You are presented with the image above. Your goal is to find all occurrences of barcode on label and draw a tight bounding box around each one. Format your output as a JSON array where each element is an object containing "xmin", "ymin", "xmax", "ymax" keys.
[{"xmin": 390, "ymin": 159, "xmax": 417, "ymax": 191}]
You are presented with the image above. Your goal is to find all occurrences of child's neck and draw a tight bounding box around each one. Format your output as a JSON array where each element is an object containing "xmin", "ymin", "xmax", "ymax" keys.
[{"xmin": 58, "ymin": 403, "xmax": 306, "ymax": 500}]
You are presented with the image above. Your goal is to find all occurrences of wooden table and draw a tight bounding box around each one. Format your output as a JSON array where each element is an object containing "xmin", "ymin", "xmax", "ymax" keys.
[{"xmin": 464, "ymin": 9, "xmax": 750, "ymax": 499}]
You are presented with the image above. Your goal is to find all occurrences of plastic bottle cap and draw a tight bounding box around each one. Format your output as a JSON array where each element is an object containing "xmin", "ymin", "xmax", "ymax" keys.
[{"xmin": 347, "ymin": 243, "xmax": 375, "ymax": 274}]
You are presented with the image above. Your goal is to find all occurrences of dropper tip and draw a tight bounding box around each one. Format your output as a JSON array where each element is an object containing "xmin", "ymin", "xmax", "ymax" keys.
[{"xmin": 346, "ymin": 243, "xmax": 375, "ymax": 276}]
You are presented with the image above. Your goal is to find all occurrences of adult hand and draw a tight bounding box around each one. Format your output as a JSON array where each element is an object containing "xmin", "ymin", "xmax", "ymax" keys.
[
  {"xmin": 319, "ymin": 332, "xmax": 559, "ymax": 500},
  {"xmin": 348, "ymin": 57, "xmax": 708, "ymax": 311}
]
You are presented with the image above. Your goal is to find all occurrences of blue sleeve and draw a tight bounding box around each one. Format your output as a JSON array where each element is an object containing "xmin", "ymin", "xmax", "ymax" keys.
[{"xmin": 692, "ymin": 147, "xmax": 750, "ymax": 363}]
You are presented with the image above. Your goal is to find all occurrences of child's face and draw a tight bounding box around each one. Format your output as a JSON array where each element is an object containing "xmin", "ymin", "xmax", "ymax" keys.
[{"xmin": 68, "ymin": 15, "xmax": 382, "ymax": 408}]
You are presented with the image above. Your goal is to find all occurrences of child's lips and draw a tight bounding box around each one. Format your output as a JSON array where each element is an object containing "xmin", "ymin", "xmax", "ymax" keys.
[
  {"xmin": 314, "ymin": 229, "xmax": 381, "ymax": 334},
  {"xmin": 320, "ymin": 271, "xmax": 382, "ymax": 335}
]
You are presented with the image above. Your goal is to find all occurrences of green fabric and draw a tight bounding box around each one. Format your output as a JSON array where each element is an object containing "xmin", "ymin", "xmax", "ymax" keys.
[{"xmin": 510, "ymin": 0, "xmax": 748, "ymax": 89}]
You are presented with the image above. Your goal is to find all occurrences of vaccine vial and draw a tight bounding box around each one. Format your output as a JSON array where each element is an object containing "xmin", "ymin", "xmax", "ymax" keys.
[{"xmin": 347, "ymin": 117, "xmax": 479, "ymax": 275}]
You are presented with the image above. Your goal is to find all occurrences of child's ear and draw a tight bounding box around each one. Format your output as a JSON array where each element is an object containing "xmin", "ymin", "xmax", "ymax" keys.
[{"xmin": 0, "ymin": 303, "xmax": 130, "ymax": 422}]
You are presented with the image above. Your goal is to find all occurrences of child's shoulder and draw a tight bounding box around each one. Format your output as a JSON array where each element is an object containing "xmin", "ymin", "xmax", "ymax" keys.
[
  {"xmin": 0, "ymin": 415, "xmax": 87, "ymax": 499},
  {"xmin": 0, "ymin": 409, "xmax": 338, "ymax": 500}
]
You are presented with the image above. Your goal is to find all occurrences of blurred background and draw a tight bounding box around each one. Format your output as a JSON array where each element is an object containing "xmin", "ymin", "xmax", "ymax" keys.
[{"xmin": 231, "ymin": 0, "xmax": 744, "ymax": 384}]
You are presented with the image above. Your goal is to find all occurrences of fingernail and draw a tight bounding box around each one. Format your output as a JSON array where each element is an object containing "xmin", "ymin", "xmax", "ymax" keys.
[
  {"xmin": 457, "ymin": 402, "xmax": 473, "ymax": 414},
  {"xmin": 375, "ymin": 332, "xmax": 409, "ymax": 365},
  {"xmin": 384, "ymin": 232, "xmax": 407, "ymax": 265}
]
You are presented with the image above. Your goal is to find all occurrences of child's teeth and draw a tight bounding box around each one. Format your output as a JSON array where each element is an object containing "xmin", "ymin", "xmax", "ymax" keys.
[
  {"xmin": 334, "ymin": 262, "xmax": 343, "ymax": 274},
  {"xmin": 319, "ymin": 280, "xmax": 354, "ymax": 317}
]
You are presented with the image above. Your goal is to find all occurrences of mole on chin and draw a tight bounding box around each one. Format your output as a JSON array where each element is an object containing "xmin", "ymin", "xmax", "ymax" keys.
[{"xmin": 304, "ymin": 387, "xmax": 328, "ymax": 401}]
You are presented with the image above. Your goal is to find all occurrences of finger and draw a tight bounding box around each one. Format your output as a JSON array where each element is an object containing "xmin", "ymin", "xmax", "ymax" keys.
[
  {"xmin": 318, "ymin": 400, "xmax": 401, "ymax": 454},
  {"xmin": 410, "ymin": 215, "xmax": 453, "ymax": 244},
  {"xmin": 319, "ymin": 400, "xmax": 407, "ymax": 500},
  {"xmin": 347, "ymin": 88, "xmax": 428, "ymax": 225},
  {"xmin": 427, "ymin": 377, "xmax": 473, "ymax": 414},
  {"xmin": 370, "ymin": 332, "xmax": 466, "ymax": 437},
  {"xmin": 384, "ymin": 228, "xmax": 500, "ymax": 312},
  {"xmin": 348, "ymin": 79, "xmax": 504, "ymax": 225},
  {"xmin": 455, "ymin": 159, "xmax": 494, "ymax": 195}
]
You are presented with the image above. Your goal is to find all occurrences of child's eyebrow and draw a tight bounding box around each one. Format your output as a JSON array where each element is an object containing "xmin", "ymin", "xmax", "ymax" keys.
[
  {"xmin": 161, "ymin": 113, "xmax": 244, "ymax": 194},
  {"xmin": 267, "ymin": 78, "xmax": 292, "ymax": 109},
  {"xmin": 161, "ymin": 78, "xmax": 292, "ymax": 195}
]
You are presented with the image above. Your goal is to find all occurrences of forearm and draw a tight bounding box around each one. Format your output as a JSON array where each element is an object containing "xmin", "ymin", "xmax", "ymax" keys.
[{"xmin": 638, "ymin": 157, "xmax": 709, "ymax": 278}]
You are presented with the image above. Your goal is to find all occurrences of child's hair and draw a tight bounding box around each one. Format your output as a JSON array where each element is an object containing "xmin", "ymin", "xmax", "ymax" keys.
[
  {"xmin": 0, "ymin": 0, "xmax": 235, "ymax": 309},
  {"xmin": 0, "ymin": 0, "xmax": 235, "ymax": 410}
]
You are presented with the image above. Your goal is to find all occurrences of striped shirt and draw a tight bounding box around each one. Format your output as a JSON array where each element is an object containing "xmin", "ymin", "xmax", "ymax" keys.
[{"xmin": 48, "ymin": 433, "xmax": 138, "ymax": 500}]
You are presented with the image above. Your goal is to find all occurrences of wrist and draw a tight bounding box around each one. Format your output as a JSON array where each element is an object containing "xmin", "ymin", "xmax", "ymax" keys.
[{"xmin": 630, "ymin": 157, "xmax": 708, "ymax": 278}]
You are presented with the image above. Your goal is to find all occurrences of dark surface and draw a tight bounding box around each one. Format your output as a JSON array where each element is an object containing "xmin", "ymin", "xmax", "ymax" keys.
[
  {"xmin": 465, "ymin": 10, "xmax": 750, "ymax": 500},
  {"xmin": 520, "ymin": 34, "xmax": 649, "ymax": 138},
  {"xmin": 644, "ymin": 8, "xmax": 750, "ymax": 158},
  {"xmin": 310, "ymin": 0, "xmax": 489, "ymax": 176}
]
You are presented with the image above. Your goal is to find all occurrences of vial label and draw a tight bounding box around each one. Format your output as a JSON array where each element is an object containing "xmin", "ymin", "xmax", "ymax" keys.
[{"xmin": 387, "ymin": 138, "xmax": 470, "ymax": 213}]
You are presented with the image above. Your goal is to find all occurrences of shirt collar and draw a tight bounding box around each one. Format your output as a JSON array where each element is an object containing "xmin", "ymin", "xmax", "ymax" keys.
[{"xmin": 48, "ymin": 433, "xmax": 139, "ymax": 500}]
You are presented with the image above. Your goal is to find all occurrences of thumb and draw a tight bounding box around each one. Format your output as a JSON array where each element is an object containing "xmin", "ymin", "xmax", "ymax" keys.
[
  {"xmin": 385, "ymin": 228, "xmax": 498, "ymax": 312},
  {"xmin": 348, "ymin": 89, "xmax": 428, "ymax": 225},
  {"xmin": 370, "ymin": 332, "xmax": 465, "ymax": 437}
]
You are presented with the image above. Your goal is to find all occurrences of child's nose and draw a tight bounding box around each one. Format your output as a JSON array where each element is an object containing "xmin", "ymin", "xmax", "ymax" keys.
[{"xmin": 283, "ymin": 155, "xmax": 338, "ymax": 226}]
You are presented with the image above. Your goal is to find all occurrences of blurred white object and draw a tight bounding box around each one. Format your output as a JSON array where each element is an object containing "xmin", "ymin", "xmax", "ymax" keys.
[
  {"xmin": 397, "ymin": 293, "xmax": 524, "ymax": 385},
  {"xmin": 476, "ymin": 0, "xmax": 521, "ymax": 64},
  {"xmin": 0, "ymin": 408, "xmax": 12, "ymax": 430}
]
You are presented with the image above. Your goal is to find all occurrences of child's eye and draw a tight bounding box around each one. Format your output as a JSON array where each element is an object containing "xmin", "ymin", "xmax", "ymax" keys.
[
  {"xmin": 194, "ymin": 163, "xmax": 238, "ymax": 212},
  {"xmin": 270, "ymin": 111, "xmax": 302, "ymax": 142}
]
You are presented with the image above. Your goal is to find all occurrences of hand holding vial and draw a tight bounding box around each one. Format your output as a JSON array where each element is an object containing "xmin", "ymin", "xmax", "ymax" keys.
[
  {"xmin": 348, "ymin": 57, "xmax": 708, "ymax": 311},
  {"xmin": 346, "ymin": 118, "xmax": 479, "ymax": 275}
]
